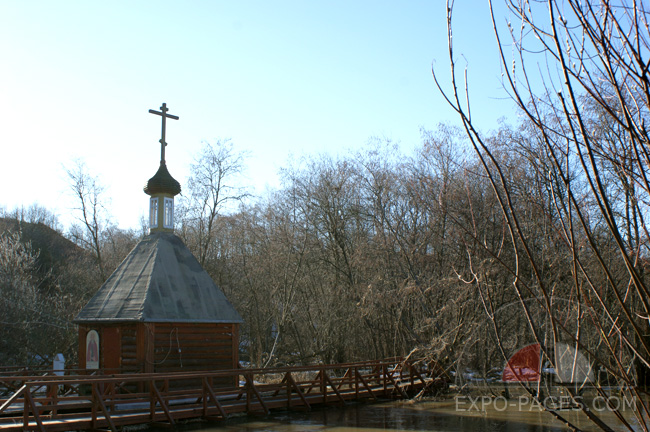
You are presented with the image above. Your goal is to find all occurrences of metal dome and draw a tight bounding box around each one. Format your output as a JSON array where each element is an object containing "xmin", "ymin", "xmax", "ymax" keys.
[{"xmin": 143, "ymin": 162, "xmax": 181, "ymax": 196}]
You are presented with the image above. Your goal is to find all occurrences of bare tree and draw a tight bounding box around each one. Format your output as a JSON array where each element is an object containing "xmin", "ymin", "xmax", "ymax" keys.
[
  {"xmin": 0, "ymin": 231, "xmax": 40, "ymax": 364},
  {"xmin": 435, "ymin": 1, "xmax": 650, "ymax": 430},
  {"xmin": 179, "ymin": 140, "xmax": 249, "ymax": 267},
  {"xmin": 4, "ymin": 204, "xmax": 61, "ymax": 232},
  {"xmin": 0, "ymin": 231, "xmax": 76, "ymax": 365},
  {"xmin": 65, "ymin": 160, "xmax": 108, "ymax": 281},
  {"xmin": 101, "ymin": 225, "xmax": 141, "ymax": 275}
]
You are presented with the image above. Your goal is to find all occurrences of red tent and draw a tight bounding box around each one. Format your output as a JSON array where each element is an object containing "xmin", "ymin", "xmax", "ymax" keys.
[{"xmin": 502, "ymin": 343, "xmax": 541, "ymax": 382}]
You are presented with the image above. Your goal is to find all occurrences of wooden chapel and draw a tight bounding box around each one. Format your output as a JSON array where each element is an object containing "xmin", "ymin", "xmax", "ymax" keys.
[{"xmin": 73, "ymin": 103, "xmax": 242, "ymax": 384}]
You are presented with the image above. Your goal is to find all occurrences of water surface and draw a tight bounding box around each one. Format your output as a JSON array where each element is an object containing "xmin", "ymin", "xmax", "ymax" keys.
[{"xmin": 163, "ymin": 399, "xmax": 637, "ymax": 432}]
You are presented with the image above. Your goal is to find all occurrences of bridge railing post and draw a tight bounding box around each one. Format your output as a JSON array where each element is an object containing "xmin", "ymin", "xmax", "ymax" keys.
[
  {"xmin": 91, "ymin": 382, "xmax": 97, "ymax": 430},
  {"xmin": 320, "ymin": 368, "xmax": 326, "ymax": 405},
  {"xmin": 202, "ymin": 377, "xmax": 208, "ymax": 417},
  {"xmin": 22, "ymin": 383, "xmax": 29, "ymax": 428},
  {"xmin": 286, "ymin": 372, "xmax": 291, "ymax": 409},
  {"xmin": 245, "ymin": 373, "xmax": 251, "ymax": 413},
  {"xmin": 107, "ymin": 380, "xmax": 116, "ymax": 412},
  {"xmin": 149, "ymin": 380, "xmax": 155, "ymax": 421},
  {"xmin": 48, "ymin": 380, "xmax": 58, "ymax": 418}
]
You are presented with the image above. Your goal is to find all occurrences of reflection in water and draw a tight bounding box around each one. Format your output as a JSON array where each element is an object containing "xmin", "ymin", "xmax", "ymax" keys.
[{"xmin": 166, "ymin": 399, "xmax": 609, "ymax": 432}]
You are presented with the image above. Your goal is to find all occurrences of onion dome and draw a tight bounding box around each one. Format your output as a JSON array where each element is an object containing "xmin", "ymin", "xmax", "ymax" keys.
[{"xmin": 144, "ymin": 162, "xmax": 181, "ymax": 196}]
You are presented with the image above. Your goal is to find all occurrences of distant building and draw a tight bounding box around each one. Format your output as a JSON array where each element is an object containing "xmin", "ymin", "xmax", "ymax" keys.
[{"xmin": 74, "ymin": 104, "xmax": 242, "ymax": 385}]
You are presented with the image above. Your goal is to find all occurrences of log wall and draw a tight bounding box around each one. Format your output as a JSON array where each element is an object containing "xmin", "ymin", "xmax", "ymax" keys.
[
  {"xmin": 120, "ymin": 326, "xmax": 138, "ymax": 373},
  {"xmin": 77, "ymin": 322, "xmax": 239, "ymax": 387},
  {"xmin": 152, "ymin": 323, "xmax": 239, "ymax": 387}
]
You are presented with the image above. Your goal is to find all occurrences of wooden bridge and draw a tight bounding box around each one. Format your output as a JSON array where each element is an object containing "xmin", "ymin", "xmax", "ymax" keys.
[{"xmin": 0, "ymin": 358, "xmax": 443, "ymax": 431}]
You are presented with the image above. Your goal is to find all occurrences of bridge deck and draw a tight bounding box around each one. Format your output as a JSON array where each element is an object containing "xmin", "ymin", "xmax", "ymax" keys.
[{"xmin": 0, "ymin": 358, "xmax": 443, "ymax": 432}]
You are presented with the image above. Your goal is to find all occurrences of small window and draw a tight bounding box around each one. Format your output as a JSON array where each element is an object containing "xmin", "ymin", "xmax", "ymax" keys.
[
  {"xmin": 150, "ymin": 197, "xmax": 158, "ymax": 228},
  {"xmin": 164, "ymin": 198, "xmax": 174, "ymax": 229}
]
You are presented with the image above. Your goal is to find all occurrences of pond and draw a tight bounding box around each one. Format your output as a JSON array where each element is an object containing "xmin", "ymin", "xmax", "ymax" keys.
[{"xmin": 162, "ymin": 398, "xmax": 643, "ymax": 432}]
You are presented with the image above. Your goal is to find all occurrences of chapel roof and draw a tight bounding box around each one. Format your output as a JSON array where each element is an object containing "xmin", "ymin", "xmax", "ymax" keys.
[{"xmin": 74, "ymin": 232, "xmax": 243, "ymax": 324}]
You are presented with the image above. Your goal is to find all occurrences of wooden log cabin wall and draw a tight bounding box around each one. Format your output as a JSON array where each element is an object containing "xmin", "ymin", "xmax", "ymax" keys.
[{"xmin": 77, "ymin": 323, "xmax": 239, "ymax": 387}]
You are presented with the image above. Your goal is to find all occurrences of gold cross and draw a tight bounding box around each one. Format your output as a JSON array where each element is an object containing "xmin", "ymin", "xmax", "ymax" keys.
[{"xmin": 149, "ymin": 103, "xmax": 179, "ymax": 163}]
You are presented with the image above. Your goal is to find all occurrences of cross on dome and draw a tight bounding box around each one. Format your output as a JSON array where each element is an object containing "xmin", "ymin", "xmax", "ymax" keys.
[{"xmin": 149, "ymin": 103, "xmax": 179, "ymax": 164}]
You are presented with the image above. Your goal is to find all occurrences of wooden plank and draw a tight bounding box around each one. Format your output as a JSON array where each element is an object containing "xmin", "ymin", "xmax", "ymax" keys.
[
  {"xmin": 153, "ymin": 355, "xmax": 233, "ymax": 363},
  {"xmin": 337, "ymin": 369, "xmax": 353, "ymax": 391},
  {"xmin": 231, "ymin": 324, "xmax": 239, "ymax": 371},
  {"xmin": 244, "ymin": 375, "xmax": 268, "ymax": 415},
  {"xmin": 154, "ymin": 326, "xmax": 233, "ymax": 335},
  {"xmin": 385, "ymin": 369, "xmax": 408, "ymax": 398},
  {"xmin": 286, "ymin": 373, "xmax": 310, "ymax": 410},
  {"xmin": 150, "ymin": 383, "xmax": 175, "ymax": 426},
  {"xmin": 144, "ymin": 324, "xmax": 155, "ymax": 374},
  {"xmin": 406, "ymin": 362, "xmax": 427, "ymax": 387},
  {"xmin": 154, "ymin": 349, "xmax": 233, "ymax": 357},
  {"xmin": 323, "ymin": 373, "xmax": 346, "ymax": 405},
  {"xmin": 24, "ymin": 388, "xmax": 45, "ymax": 432},
  {"xmin": 102, "ymin": 327, "xmax": 121, "ymax": 372},
  {"xmin": 303, "ymin": 371, "xmax": 320, "ymax": 394},
  {"xmin": 0, "ymin": 384, "xmax": 26, "ymax": 416},
  {"xmin": 203, "ymin": 380, "xmax": 227, "ymax": 419},
  {"xmin": 157, "ymin": 345, "xmax": 233, "ymax": 353},
  {"xmin": 356, "ymin": 370, "xmax": 377, "ymax": 400},
  {"xmin": 152, "ymin": 365, "xmax": 234, "ymax": 374},
  {"xmin": 320, "ymin": 369, "xmax": 326, "ymax": 405},
  {"xmin": 168, "ymin": 348, "xmax": 233, "ymax": 356},
  {"xmin": 154, "ymin": 333, "xmax": 234, "ymax": 341},
  {"xmin": 78, "ymin": 327, "xmax": 88, "ymax": 373},
  {"xmin": 92, "ymin": 384, "xmax": 117, "ymax": 432}
]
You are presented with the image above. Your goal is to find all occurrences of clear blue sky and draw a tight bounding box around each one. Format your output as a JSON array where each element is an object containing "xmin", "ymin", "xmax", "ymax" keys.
[{"xmin": 0, "ymin": 1, "xmax": 515, "ymax": 230}]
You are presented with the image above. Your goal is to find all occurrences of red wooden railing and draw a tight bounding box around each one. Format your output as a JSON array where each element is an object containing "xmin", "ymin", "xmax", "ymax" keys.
[{"xmin": 0, "ymin": 358, "xmax": 444, "ymax": 432}]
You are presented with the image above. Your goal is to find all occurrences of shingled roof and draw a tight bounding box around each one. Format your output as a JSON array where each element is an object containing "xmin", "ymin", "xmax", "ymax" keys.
[{"xmin": 74, "ymin": 232, "xmax": 242, "ymax": 324}]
